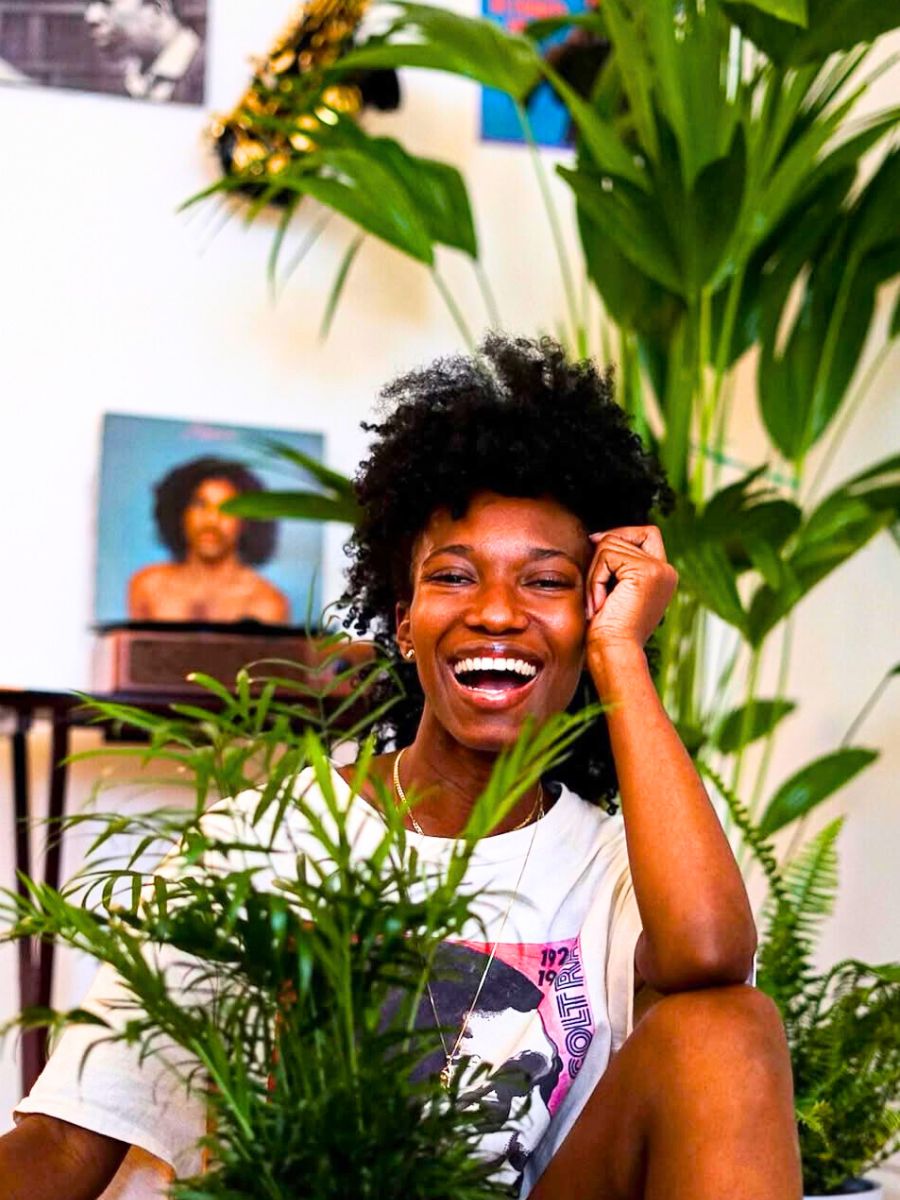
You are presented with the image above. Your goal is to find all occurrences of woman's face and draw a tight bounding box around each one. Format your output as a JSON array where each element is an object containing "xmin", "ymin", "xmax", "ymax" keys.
[{"xmin": 396, "ymin": 491, "xmax": 592, "ymax": 752}]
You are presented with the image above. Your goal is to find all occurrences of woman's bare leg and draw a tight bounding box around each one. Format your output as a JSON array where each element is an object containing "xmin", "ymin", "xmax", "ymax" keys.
[{"xmin": 528, "ymin": 984, "xmax": 802, "ymax": 1200}]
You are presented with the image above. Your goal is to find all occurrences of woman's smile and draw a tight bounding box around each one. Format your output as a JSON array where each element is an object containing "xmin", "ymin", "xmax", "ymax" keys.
[{"xmin": 396, "ymin": 491, "xmax": 592, "ymax": 752}]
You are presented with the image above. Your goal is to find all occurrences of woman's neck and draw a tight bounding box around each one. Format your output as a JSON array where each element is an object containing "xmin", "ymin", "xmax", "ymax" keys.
[{"xmin": 395, "ymin": 713, "xmax": 545, "ymax": 838}]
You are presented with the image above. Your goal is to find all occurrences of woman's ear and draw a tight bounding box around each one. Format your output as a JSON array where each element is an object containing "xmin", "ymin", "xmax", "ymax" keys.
[{"xmin": 395, "ymin": 600, "xmax": 412, "ymax": 660}]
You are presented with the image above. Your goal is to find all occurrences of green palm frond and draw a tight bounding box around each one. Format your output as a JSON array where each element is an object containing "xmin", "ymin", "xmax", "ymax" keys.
[
  {"xmin": 757, "ymin": 816, "xmax": 843, "ymax": 1024},
  {"xmin": 697, "ymin": 758, "xmax": 900, "ymax": 1194}
]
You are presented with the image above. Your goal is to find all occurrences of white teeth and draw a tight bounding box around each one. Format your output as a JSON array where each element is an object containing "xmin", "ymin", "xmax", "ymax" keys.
[{"xmin": 452, "ymin": 657, "xmax": 538, "ymax": 679}]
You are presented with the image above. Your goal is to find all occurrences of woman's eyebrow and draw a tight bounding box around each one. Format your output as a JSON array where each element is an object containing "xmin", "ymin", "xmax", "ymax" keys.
[
  {"xmin": 421, "ymin": 544, "xmax": 582, "ymax": 568},
  {"xmin": 526, "ymin": 547, "xmax": 582, "ymax": 569},
  {"xmin": 421, "ymin": 543, "xmax": 473, "ymax": 565}
]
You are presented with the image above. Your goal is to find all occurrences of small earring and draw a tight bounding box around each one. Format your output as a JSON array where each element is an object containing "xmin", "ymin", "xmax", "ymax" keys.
[{"xmin": 404, "ymin": 648, "xmax": 416, "ymax": 662}]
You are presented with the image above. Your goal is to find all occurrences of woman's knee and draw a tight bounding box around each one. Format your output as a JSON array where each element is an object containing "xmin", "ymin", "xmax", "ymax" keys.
[{"xmin": 632, "ymin": 983, "xmax": 791, "ymax": 1079}]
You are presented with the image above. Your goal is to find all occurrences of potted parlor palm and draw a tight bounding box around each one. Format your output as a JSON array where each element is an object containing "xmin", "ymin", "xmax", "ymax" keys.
[
  {"xmin": 1, "ymin": 660, "xmax": 598, "ymax": 1199},
  {"xmin": 700, "ymin": 761, "xmax": 900, "ymax": 1198}
]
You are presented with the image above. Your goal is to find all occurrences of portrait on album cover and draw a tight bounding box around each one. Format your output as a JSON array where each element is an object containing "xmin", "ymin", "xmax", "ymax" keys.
[{"xmin": 95, "ymin": 413, "xmax": 325, "ymax": 628}]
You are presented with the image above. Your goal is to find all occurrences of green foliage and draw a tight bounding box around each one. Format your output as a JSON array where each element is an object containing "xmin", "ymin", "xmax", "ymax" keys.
[
  {"xmin": 186, "ymin": 10, "xmax": 900, "ymax": 1181},
  {"xmin": 222, "ymin": 440, "xmax": 362, "ymax": 527},
  {"xmin": 758, "ymin": 749, "xmax": 879, "ymax": 836},
  {"xmin": 721, "ymin": 0, "xmax": 900, "ymax": 67},
  {"xmin": 700, "ymin": 761, "xmax": 900, "ymax": 1195},
  {"xmin": 335, "ymin": 3, "xmax": 543, "ymax": 96},
  {"xmin": 711, "ymin": 698, "xmax": 797, "ymax": 753},
  {"xmin": 1, "ymin": 650, "xmax": 603, "ymax": 1199}
]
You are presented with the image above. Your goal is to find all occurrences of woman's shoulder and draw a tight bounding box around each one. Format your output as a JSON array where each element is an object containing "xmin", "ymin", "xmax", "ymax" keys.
[{"xmin": 547, "ymin": 780, "xmax": 627, "ymax": 857}]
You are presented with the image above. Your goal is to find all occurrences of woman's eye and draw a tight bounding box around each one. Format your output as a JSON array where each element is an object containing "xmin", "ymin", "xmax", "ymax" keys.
[
  {"xmin": 429, "ymin": 571, "xmax": 471, "ymax": 584},
  {"xmin": 529, "ymin": 577, "xmax": 573, "ymax": 589}
]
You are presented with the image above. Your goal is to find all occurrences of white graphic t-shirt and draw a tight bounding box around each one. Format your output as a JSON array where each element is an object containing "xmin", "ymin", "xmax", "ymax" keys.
[{"xmin": 15, "ymin": 764, "xmax": 644, "ymax": 1199}]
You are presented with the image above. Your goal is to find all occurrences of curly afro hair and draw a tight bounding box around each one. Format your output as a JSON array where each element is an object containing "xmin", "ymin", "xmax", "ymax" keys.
[
  {"xmin": 153, "ymin": 456, "xmax": 278, "ymax": 565},
  {"xmin": 340, "ymin": 333, "xmax": 675, "ymax": 811}
]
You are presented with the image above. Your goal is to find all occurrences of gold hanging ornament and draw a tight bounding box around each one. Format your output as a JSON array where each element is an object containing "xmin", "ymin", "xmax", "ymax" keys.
[{"xmin": 208, "ymin": 0, "xmax": 400, "ymax": 203}]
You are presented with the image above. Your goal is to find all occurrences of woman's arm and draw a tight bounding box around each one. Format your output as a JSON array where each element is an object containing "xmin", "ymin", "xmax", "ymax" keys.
[
  {"xmin": 592, "ymin": 640, "xmax": 757, "ymax": 993},
  {"xmin": 584, "ymin": 525, "xmax": 756, "ymax": 994},
  {"xmin": 0, "ymin": 1114, "xmax": 127, "ymax": 1200}
]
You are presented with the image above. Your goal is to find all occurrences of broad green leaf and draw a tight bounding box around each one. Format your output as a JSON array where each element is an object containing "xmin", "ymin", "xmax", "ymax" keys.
[
  {"xmin": 741, "ymin": 81, "xmax": 858, "ymax": 255},
  {"xmin": 672, "ymin": 540, "xmax": 749, "ymax": 635},
  {"xmin": 277, "ymin": 150, "xmax": 434, "ymax": 264},
  {"xmin": 336, "ymin": 2, "xmax": 542, "ymax": 97},
  {"xmin": 752, "ymin": 168, "xmax": 855, "ymax": 354},
  {"xmin": 641, "ymin": 0, "xmax": 737, "ymax": 189},
  {"xmin": 258, "ymin": 442, "xmax": 355, "ymax": 498},
  {"xmin": 577, "ymin": 204, "xmax": 683, "ymax": 339},
  {"xmin": 790, "ymin": 494, "xmax": 893, "ymax": 584},
  {"xmin": 743, "ymin": 531, "xmax": 788, "ymax": 589},
  {"xmin": 734, "ymin": 0, "xmax": 808, "ymax": 23},
  {"xmin": 680, "ymin": 125, "xmax": 748, "ymax": 293},
  {"xmin": 559, "ymin": 166, "xmax": 683, "ymax": 293},
  {"xmin": 722, "ymin": 0, "xmax": 900, "ymax": 67},
  {"xmin": 712, "ymin": 699, "xmax": 797, "ymax": 753},
  {"xmin": 839, "ymin": 452, "xmax": 900, "ymax": 517},
  {"xmin": 396, "ymin": 154, "xmax": 480, "ymax": 258},
  {"xmin": 758, "ymin": 747, "xmax": 879, "ymax": 836},
  {"xmin": 223, "ymin": 491, "xmax": 361, "ymax": 525},
  {"xmin": 524, "ymin": 12, "xmax": 607, "ymax": 41},
  {"xmin": 701, "ymin": 468, "xmax": 802, "ymax": 575},
  {"xmin": 541, "ymin": 61, "xmax": 649, "ymax": 189},
  {"xmin": 800, "ymin": 106, "xmax": 900, "ymax": 203},
  {"xmin": 583, "ymin": 0, "xmax": 659, "ymax": 161},
  {"xmin": 845, "ymin": 147, "xmax": 900, "ymax": 260},
  {"xmin": 746, "ymin": 489, "xmax": 892, "ymax": 644},
  {"xmin": 321, "ymin": 122, "xmax": 478, "ymax": 257},
  {"xmin": 373, "ymin": 143, "xmax": 477, "ymax": 257},
  {"xmin": 759, "ymin": 236, "xmax": 900, "ymax": 460}
]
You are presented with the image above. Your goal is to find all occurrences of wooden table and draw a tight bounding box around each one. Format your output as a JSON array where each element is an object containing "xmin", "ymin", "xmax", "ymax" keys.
[{"xmin": 1, "ymin": 688, "xmax": 236, "ymax": 1095}]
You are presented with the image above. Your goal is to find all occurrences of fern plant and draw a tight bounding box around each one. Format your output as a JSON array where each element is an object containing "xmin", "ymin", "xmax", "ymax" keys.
[
  {"xmin": 699, "ymin": 761, "xmax": 900, "ymax": 1196},
  {"xmin": 1, "ymin": 647, "xmax": 602, "ymax": 1200}
]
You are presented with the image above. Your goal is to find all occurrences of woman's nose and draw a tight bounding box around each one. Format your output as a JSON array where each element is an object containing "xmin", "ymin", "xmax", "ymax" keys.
[{"xmin": 465, "ymin": 581, "xmax": 527, "ymax": 631}]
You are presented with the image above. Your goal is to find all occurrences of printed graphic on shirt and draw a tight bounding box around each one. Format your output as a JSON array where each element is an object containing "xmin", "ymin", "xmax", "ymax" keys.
[{"xmin": 410, "ymin": 936, "xmax": 595, "ymax": 1186}]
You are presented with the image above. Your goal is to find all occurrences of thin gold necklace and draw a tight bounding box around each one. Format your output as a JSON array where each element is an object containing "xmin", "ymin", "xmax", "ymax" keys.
[
  {"xmin": 392, "ymin": 746, "xmax": 543, "ymax": 836},
  {"xmin": 391, "ymin": 747, "xmax": 544, "ymax": 1089}
]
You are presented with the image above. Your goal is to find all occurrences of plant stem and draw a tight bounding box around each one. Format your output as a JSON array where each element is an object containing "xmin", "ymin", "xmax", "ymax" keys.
[
  {"xmin": 516, "ymin": 101, "xmax": 581, "ymax": 351},
  {"xmin": 473, "ymin": 258, "xmax": 502, "ymax": 330},
  {"xmin": 841, "ymin": 664, "xmax": 897, "ymax": 748},
  {"xmin": 781, "ymin": 662, "xmax": 897, "ymax": 867},
  {"xmin": 728, "ymin": 643, "xmax": 762, "ymax": 816},
  {"xmin": 689, "ymin": 287, "xmax": 714, "ymax": 506},
  {"xmin": 431, "ymin": 267, "xmax": 475, "ymax": 350}
]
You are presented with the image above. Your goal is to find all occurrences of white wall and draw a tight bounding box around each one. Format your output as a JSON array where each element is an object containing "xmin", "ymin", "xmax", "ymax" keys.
[{"xmin": 1, "ymin": 3, "xmax": 898, "ymax": 1192}]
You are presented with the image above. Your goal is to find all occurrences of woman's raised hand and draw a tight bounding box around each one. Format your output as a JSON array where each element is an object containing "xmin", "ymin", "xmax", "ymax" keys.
[{"xmin": 584, "ymin": 525, "xmax": 677, "ymax": 652}]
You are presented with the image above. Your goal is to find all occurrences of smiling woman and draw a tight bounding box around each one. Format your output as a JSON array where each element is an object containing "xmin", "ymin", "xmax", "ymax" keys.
[
  {"xmin": 7, "ymin": 334, "xmax": 802, "ymax": 1200},
  {"xmin": 327, "ymin": 332, "xmax": 802, "ymax": 1196}
]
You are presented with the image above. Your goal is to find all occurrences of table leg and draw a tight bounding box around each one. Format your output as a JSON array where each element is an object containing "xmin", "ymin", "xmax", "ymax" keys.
[
  {"xmin": 11, "ymin": 710, "xmax": 42, "ymax": 1095},
  {"xmin": 36, "ymin": 715, "xmax": 70, "ymax": 1062}
]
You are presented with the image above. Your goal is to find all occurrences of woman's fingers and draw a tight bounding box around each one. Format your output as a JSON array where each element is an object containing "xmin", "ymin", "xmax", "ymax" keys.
[{"xmin": 588, "ymin": 524, "xmax": 668, "ymax": 563}]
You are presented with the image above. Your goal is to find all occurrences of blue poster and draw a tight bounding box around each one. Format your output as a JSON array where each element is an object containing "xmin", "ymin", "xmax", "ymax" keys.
[
  {"xmin": 95, "ymin": 414, "xmax": 325, "ymax": 628},
  {"xmin": 481, "ymin": 0, "xmax": 591, "ymax": 147}
]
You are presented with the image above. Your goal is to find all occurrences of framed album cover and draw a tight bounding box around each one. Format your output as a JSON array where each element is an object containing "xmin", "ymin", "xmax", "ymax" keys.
[
  {"xmin": 95, "ymin": 413, "xmax": 326, "ymax": 628},
  {"xmin": 0, "ymin": 0, "xmax": 207, "ymax": 105},
  {"xmin": 480, "ymin": 0, "xmax": 592, "ymax": 147}
]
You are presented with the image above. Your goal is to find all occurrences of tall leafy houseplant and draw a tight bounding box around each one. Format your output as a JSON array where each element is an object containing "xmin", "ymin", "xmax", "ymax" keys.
[
  {"xmin": 1, "ymin": 652, "xmax": 601, "ymax": 1198},
  {"xmin": 195, "ymin": 4, "xmax": 900, "ymax": 1188},
  {"xmin": 208, "ymin": 0, "xmax": 900, "ymax": 868}
]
